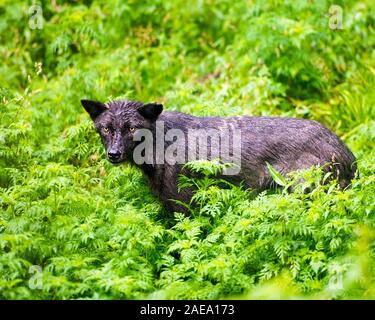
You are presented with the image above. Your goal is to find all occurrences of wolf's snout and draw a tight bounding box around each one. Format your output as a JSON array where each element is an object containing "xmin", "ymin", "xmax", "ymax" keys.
[{"xmin": 108, "ymin": 151, "xmax": 121, "ymax": 162}]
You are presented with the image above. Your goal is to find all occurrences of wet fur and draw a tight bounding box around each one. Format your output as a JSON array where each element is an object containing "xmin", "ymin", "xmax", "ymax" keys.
[{"xmin": 81, "ymin": 99, "xmax": 357, "ymax": 213}]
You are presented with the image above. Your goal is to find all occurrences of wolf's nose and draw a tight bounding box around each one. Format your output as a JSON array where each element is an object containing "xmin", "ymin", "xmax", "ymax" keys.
[{"xmin": 108, "ymin": 152, "xmax": 121, "ymax": 161}]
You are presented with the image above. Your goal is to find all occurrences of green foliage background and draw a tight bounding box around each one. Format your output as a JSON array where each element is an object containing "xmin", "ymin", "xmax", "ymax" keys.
[{"xmin": 0, "ymin": 0, "xmax": 374, "ymax": 299}]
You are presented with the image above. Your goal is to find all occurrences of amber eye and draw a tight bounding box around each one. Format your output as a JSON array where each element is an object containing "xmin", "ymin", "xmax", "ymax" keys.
[
  {"xmin": 129, "ymin": 127, "xmax": 135, "ymax": 133},
  {"xmin": 103, "ymin": 127, "xmax": 109, "ymax": 133}
]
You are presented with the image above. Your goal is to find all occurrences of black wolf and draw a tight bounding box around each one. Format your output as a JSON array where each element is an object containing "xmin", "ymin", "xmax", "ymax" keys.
[{"xmin": 81, "ymin": 99, "xmax": 357, "ymax": 213}]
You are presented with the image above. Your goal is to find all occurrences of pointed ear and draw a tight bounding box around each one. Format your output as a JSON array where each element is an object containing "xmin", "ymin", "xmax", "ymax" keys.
[
  {"xmin": 81, "ymin": 99, "xmax": 107, "ymax": 120},
  {"xmin": 138, "ymin": 102, "xmax": 163, "ymax": 121}
]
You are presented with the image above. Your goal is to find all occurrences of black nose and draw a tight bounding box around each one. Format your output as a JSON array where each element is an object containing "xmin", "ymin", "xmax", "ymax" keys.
[{"xmin": 108, "ymin": 152, "xmax": 121, "ymax": 161}]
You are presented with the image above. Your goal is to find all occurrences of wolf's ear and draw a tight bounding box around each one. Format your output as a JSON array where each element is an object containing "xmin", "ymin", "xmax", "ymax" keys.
[
  {"xmin": 81, "ymin": 99, "xmax": 108, "ymax": 120},
  {"xmin": 138, "ymin": 102, "xmax": 163, "ymax": 121}
]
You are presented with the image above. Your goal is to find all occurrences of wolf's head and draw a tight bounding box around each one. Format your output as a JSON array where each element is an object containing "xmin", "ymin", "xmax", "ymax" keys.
[{"xmin": 81, "ymin": 99, "xmax": 163, "ymax": 164}]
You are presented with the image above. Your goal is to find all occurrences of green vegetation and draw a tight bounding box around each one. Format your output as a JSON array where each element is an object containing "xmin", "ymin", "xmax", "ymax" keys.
[{"xmin": 0, "ymin": 0, "xmax": 374, "ymax": 299}]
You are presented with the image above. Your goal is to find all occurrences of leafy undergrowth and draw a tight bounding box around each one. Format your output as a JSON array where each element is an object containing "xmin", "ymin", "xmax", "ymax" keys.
[
  {"xmin": 1, "ymin": 0, "xmax": 374, "ymax": 299},
  {"xmin": 1, "ymin": 113, "xmax": 374, "ymax": 299}
]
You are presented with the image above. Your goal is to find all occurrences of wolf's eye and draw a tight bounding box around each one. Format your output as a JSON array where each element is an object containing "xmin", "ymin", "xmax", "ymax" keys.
[
  {"xmin": 129, "ymin": 127, "xmax": 135, "ymax": 133},
  {"xmin": 103, "ymin": 127, "xmax": 110, "ymax": 133}
]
